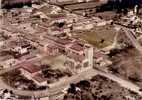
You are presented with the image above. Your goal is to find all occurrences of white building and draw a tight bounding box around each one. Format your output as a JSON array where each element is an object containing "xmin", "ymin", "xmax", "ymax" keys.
[
  {"xmin": 12, "ymin": 46, "xmax": 28, "ymax": 55},
  {"xmin": 73, "ymin": 22, "xmax": 94, "ymax": 30}
]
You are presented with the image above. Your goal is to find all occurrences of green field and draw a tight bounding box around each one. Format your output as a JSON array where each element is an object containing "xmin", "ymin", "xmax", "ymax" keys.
[{"xmin": 78, "ymin": 26, "xmax": 116, "ymax": 48}]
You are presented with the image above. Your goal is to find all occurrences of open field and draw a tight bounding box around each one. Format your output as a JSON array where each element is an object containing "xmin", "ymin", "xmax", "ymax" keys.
[{"xmin": 75, "ymin": 25, "xmax": 116, "ymax": 48}]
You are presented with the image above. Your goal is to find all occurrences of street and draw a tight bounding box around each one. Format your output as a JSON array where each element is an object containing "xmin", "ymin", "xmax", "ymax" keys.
[{"xmin": 0, "ymin": 67, "xmax": 141, "ymax": 98}]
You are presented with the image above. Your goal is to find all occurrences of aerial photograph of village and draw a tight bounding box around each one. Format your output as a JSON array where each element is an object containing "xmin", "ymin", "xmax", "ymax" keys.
[{"xmin": 1, "ymin": 0, "xmax": 142, "ymax": 100}]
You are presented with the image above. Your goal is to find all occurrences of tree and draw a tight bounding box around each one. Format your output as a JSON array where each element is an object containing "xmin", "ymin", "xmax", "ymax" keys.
[{"xmin": 128, "ymin": 72, "xmax": 142, "ymax": 82}]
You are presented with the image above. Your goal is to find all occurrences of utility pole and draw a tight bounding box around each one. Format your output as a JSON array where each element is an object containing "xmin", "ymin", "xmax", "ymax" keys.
[
  {"xmin": 0, "ymin": 0, "xmax": 3, "ymax": 17},
  {"xmin": 0, "ymin": 0, "xmax": 2, "ymax": 26}
]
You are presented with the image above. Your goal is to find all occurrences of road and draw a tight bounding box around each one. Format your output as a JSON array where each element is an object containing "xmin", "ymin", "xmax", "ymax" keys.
[
  {"xmin": 114, "ymin": 24, "xmax": 142, "ymax": 54},
  {"xmin": 0, "ymin": 68, "xmax": 141, "ymax": 98},
  {"xmin": 1, "ymin": 6, "xmax": 142, "ymax": 99},
  {"xmin": 97, "ymin": 70, "xmax": 142, "ymax": 96},
  {"xmin": 0, "ymin": 68, "xmax": 98, "ymax": 98},
  {"xmin": 122, "ymin": 28, "xmax": 142, "ymax": 54}
]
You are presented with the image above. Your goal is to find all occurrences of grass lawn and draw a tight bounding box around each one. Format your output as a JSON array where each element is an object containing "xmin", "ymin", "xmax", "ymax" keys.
[
  {"xmin": 79, "ymin": 26, "xmax": 116, "ymax": 48},
  {"xmin": 81, "ymin": 31, "xmax": 112, "ymax": 48}
]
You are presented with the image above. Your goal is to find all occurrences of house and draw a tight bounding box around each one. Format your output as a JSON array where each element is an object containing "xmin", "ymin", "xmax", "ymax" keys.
[
  {"xmin": 43, "ymin": 37, "xmax": 94, "ymax": 73},
  {"xmin": 32, "ymin": 73, "xmax": 47, "ymax": 86},
  {"xmin": 11, "ymin": 46, "xmax": 29, "ymax": 55},
  {"xmin": 93, "ymin": 48, "xmax": 112, "ymax": 69},
  {"xmin": 18, "ymin": 62, "xmax": 41, "ymax": 78},
  {"xmin": 44, "ymin": 44, "xmax": 59, "ymax": 56},
  {"xmin": 65, "ymin": 43, "xmax": 93, "ymax": 73},
  {"xmin": 73, "ymin": 21, "xmax": 94, "ymax": 31}
]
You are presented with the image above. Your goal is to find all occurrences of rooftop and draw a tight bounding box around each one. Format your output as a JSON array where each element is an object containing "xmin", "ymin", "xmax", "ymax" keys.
[
  {"xmin": 70, "ymin": 43, "xmax": 84, "ymax": 52},
  {"xmin": 19, "ymin": 62, "xmax": 41, "ymax": 74},
  {"xmin": 32, "ymin": 73, "xmax": 47, "ymax": 83}
]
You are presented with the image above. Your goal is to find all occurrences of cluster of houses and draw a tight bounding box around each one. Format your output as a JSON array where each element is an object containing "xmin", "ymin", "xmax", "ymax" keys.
[
  {"xmin": 44, "ymin": 37, "xmax": 94, "ymax": 72},
  {"xmin": 0, "ymin": 1, "xmax": 113, "ymax": 87},
  {"xmin": 15, "ymin": 37, "xmax": 94, "ymax": 86},
  {"xmin": 15, "ymin": 35, "xmax": 111, "ymax": 86}
]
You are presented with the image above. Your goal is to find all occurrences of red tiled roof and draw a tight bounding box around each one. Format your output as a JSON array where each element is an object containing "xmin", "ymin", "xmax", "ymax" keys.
[
  {"xmin": 70, "ymin": 43, "xmax": 84, "ymax": 52},
  {"xmin": 47, "ymin": 45, "xmax": 58, "ymax": 49},
  {"xmin": 93, "ymin": 50, "xmax": 104, "ymax": 58},
  {"xmin": 32, "ymin": 73, "xmax": 47, "ymax": 83},
  {"xmin": 19, "ymin": 62, "xmax": 41, "ymax": 74},
  {"xmin": 56, "ymin": 38, "xmax": 72, "ymax": 45},
  {"xmin": 67, "ymin": 53, "xmax": 85, "ymax": 62}
]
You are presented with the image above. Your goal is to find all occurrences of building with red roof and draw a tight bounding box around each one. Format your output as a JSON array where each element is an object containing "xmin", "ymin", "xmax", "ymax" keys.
[{"xmin": 18, "ymin": 62, "xmax": 41, "ymax": 78}]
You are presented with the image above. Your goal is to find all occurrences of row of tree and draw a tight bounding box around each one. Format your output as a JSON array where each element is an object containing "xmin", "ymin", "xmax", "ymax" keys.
[{"xmin": 96, "ymin": 0, "xmax": 142, "ymax": 13}]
